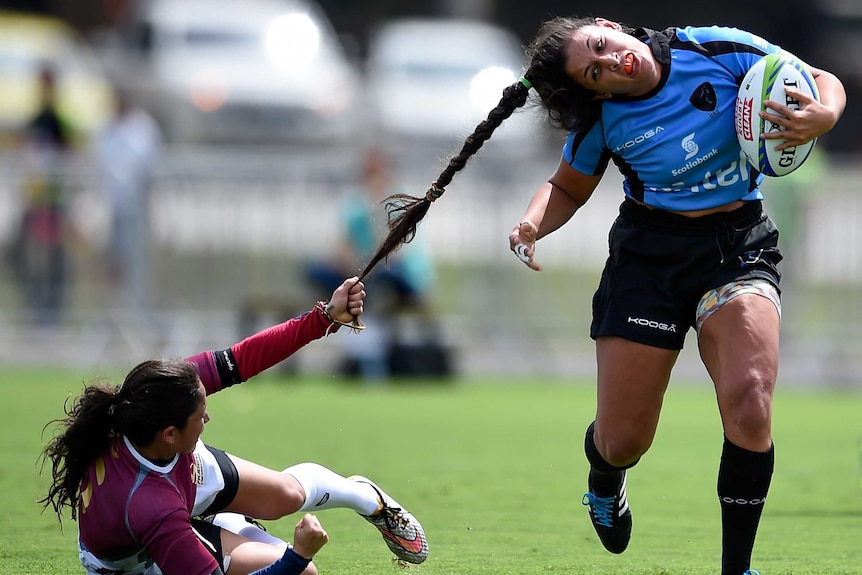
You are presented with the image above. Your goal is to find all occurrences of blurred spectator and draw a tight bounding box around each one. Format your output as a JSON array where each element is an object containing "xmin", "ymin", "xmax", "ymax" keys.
[
  {"xmin": 306, "ymin": 147, "xmax": 449, "ymax": 380},
  {"xmin": 5, "ymin": 63, "xmax": 74, "ymax": 326},
  {"xmin": 93, "ymin": 84, "xmax": 162, "ymax": 315}
]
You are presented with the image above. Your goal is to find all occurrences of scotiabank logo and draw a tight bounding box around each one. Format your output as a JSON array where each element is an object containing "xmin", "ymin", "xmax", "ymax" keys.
[{"xmin": 735, "ymin": 97, "xmax": 754, "ymax": 142}]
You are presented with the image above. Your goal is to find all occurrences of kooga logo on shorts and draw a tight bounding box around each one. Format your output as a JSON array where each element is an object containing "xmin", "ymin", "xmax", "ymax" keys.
[{"xmin": 627, "ymin": 316, "xmax": 677, "ymax": 332}]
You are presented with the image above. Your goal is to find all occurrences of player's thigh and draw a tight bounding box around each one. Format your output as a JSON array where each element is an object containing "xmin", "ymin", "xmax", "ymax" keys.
[
  {"xmin": 224, "ymin": 453, "xmax": 306, "ymax": 520},
  {"xmin": 221, "ymin": 530, "xmax": 318, "ymax": 575},
  {"xmin": 697, "ymin": 291, "xmax": 779, "ymax": 400},
  {"xmin": 594, "ymin": 336, "xmax": 678, "ymax": 458},
  {"xmin": 697, "ymin": 293, "xmax": 779, "ymax": 449}
]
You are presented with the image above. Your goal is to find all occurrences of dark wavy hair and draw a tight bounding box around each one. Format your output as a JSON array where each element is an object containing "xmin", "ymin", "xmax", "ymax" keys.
[
  {"xmin": 39, "ymin": 359, "xmax": 203, "ymax": 523},
  {"xmin": 529, "ymin": 16, "xmax": 601, "ymax": 130},
  {"xmin": 357, "ymin": 16, "xmax": 635, "ymax": 280}
]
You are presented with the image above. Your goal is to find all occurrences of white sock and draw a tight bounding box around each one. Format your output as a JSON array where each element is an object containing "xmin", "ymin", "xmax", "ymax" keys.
[
  {"xmin": 283, "ymin": 462, "xmax": 381, "ymax": 515},
  {"xmin": 210, "ymin": 512, "xmax": 288, "ymax": 547}
]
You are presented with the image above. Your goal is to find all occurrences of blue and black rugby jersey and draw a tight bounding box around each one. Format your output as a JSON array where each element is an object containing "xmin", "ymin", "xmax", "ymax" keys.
[{"xmin": 562, "ymin": 26, "xmax": 784, "ymax": 211}]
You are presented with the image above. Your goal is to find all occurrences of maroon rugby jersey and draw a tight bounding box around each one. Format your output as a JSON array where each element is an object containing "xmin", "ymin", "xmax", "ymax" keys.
[
  {"xmin": 77, "ymin": 307, "xmax": 333, "ymax": 574},
  {"xmin": 78, "ymin": 436, "xmax": 215, "ymax": 575}
]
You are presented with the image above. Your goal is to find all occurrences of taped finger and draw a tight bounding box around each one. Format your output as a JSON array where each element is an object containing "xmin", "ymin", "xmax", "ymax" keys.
[{"xmin": 514, "ymin": 244, "xmax": 530, "ymax": 263}]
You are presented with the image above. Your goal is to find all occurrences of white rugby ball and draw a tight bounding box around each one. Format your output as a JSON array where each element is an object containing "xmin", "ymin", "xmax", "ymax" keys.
[{"xmin": 735, "ymin": 53, "xmax": 819, "ymax": 177}]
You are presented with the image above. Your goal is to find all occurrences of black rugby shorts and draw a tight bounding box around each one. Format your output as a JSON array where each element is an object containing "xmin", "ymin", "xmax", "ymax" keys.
[
  {"xmin": 590, "ymin": 198, "xmax": 782, "ymax": 350},
  {"xmin": 190, "ymin": 517, "xmax": 228, "ymax": 570}
]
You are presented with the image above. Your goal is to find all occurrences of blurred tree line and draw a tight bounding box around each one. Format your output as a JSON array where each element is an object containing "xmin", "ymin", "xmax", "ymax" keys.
[{"xmin": 6, "ymin": 0, "xmax": 858, "ymax": 154}]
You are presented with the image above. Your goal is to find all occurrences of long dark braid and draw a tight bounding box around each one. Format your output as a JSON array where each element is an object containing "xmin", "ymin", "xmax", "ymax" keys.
[
  {"xmin": 357, "ymin": 15, "xmax": 621, "ymax": 281},
  {"xmin": 358, "ymin": 80, "xmax": 532, "ymax": 280}
]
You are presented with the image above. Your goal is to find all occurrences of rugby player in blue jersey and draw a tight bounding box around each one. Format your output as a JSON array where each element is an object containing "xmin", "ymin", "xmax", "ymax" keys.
[
  {"xmin": 357, "ymin": 15, "xmax": 845, "ymax": 575},
  {"xmin": 506, "ymin": 18, "xmax": 846, "ymax": 575}
]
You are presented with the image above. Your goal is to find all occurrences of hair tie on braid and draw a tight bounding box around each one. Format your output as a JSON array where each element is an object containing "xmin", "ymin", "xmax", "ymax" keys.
[
  {"xmin": 519, "ymin": 76, "xmax": 533, "ymax": 90},
  {"xmin": 425, "ymin": 183, "xmax": 445, "ymax": 202}
]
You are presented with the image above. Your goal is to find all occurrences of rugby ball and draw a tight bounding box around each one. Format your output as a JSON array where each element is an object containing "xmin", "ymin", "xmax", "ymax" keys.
[{"xmin": 735, "ymin": 53, "xmax": 819, "ymax": 177}]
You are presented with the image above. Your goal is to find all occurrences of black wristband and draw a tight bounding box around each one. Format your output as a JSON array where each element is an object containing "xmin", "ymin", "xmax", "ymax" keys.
[{"xmin": 213, "ymin": 348, "xmax": 242, "ymax": 388}]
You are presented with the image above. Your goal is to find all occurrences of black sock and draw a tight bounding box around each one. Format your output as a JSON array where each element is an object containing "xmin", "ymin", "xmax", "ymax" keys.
[
  {"xmin": 584, "ymin": 422, "xmax": 634, "ymax": 496},
  {"xmin": 717, "ymin": 437, "xmax": 774, "ymax": 575}
]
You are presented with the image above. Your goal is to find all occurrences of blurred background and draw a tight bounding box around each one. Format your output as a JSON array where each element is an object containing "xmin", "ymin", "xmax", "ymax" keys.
[{"xmin": 0, "ymin": 0, "xmax": 859, "ymax": 385}]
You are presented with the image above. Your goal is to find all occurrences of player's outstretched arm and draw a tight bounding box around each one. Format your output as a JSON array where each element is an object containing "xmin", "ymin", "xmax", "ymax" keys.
[{"xmin": 187, "ymin": 277, "xmax": 367, "ymax": 394}]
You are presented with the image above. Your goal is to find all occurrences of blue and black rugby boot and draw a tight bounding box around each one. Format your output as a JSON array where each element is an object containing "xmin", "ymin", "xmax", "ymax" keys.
[{"xmin": 582, "ymin": 470, "xmax": 632, "ymax": 554}]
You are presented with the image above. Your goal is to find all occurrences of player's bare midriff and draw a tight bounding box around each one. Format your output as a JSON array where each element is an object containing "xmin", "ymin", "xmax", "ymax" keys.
[{"xmin": 633, "ymin": 198, "xmax": 747, "ymax": 219}]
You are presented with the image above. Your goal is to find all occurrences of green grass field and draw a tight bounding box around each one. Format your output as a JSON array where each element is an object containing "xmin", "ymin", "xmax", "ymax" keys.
[{"xmin": 2, "ymin": 369, "xmax": 861, "ymax": 575}]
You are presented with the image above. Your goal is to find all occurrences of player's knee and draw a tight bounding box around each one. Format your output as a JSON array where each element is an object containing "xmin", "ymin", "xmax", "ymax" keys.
[
  {"xmin": 600, "ymin": 438, "xmax": 649, "ymax": 468},
  {"xmin": 586, "ymin": 421, "xmax": 648, "ymax": 469},
  {"xmin": 275, "ymin": 478, "xmax": 307, "ymax": 514},
  {"xmin": 252, "ymin": 473, "xmax": 307, "ymax": 518},
  {"xmin": 722, "ymin": 372, "xmax": 774, "ymax": 438},
  {"xmin": 593, "ymin": 434, "xmax": 647, "ymax": 468}
]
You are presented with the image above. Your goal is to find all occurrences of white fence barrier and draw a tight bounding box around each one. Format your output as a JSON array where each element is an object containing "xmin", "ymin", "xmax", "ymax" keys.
[{"xmin": 0, "ymin": 148, "xmax": 860, "ymax": 384}]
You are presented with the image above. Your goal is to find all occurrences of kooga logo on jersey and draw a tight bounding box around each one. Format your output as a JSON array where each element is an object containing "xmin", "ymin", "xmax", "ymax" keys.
[{"xmin": 616, "ymin": 126, "xmax": 664, "ymax": 152}]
